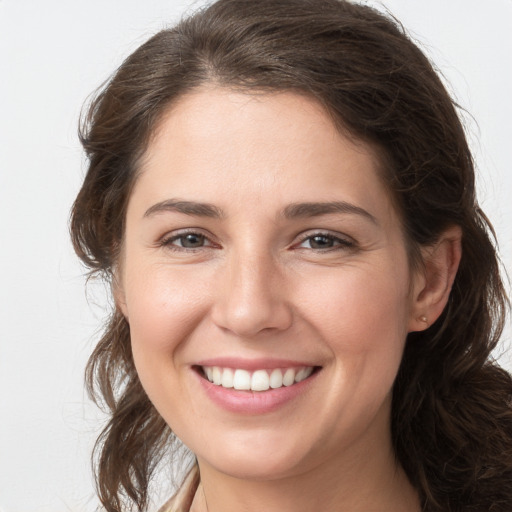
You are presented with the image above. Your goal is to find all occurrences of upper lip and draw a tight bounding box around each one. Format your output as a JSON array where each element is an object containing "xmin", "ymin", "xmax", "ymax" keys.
[{"xmin": 194, "ymin": 357, "xmax": 319, "ymax": 371}]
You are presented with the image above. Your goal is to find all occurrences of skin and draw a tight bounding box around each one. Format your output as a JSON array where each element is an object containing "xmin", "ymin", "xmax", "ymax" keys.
[{"xmin": 117, "ymin": 88, "xmax": 461, "ymax": 512}]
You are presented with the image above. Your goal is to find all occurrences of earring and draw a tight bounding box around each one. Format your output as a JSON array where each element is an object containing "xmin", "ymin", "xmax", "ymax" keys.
[{"xmin": 419, "ymin": 315, "xmax": 428, "ymax": 324}]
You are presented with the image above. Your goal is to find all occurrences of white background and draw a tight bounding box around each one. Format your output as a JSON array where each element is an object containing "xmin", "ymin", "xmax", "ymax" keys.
[{"xmin": 0, "ymin": 1, "xmax": 510, "ymax": 511}]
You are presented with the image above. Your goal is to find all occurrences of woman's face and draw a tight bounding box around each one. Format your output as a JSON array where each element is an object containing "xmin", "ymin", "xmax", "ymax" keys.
[{"xmin": 119, "ymin": 88, "xmax": 422, "ymax": 480}]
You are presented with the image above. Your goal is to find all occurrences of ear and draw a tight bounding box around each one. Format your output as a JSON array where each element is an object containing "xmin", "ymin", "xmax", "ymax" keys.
[
  {"xmin": 408, "ymin": 225, "xmax": 462, "ymax": 332},
  {"xmin": 112, "ymin": 265, "xmax": 129, "ymax": 320}
]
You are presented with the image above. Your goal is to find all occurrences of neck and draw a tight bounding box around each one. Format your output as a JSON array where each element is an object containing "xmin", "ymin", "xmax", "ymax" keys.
[{"xmin": 191, "ymin": 431, "xmax": 420, "ymax": 512}]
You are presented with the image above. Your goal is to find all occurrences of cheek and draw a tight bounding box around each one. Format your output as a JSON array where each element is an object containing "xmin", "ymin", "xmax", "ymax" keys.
[
  {"xmin": 298, "ymin": 263, "xmax": 411, "ymax": 349},
  {"xmin": 300, "ymin": 265, "xmax": 410, "ymax": 421},
  {"xmin": 122, "ymin": 262, "xmax": 217, "ymax": 426},
  {"xmin": 123, "ymin": 259, "xmax": 214, "ymax": 359},
  {"xmin": 296, "ymin": 260, "xmax": 411, "ymax": 418}
]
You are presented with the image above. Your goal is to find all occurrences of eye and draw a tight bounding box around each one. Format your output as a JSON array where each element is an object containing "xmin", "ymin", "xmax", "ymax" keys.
[
  {"xmin": 174, "ymin": 233, "xmax": 207, "ymax": 248},
  {"xmin": 160, "ymin": 231, "xmax": 215, "ymax": 250},
  {"xmin": 296, "ymin": 232, "xmax": 353, "ymax": 250}
]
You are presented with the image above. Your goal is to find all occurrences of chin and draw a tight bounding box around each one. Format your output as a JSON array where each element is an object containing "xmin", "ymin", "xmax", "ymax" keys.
[
  {"xmin": 204, "ymin": 454, "xmax": 303, "ymax": 482},
  {"xmin": 195, "ymin": 429, "xmax": 311, "ymax": 481}
]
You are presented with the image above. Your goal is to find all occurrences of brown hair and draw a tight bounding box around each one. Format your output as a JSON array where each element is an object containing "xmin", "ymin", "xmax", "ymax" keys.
[{"xmin": 71, "ymin": 0, "xmax": 512, "ymax": 510}]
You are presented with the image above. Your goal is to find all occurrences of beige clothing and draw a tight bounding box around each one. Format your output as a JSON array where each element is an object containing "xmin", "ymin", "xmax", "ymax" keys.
[{"xmin": 158, "ymin": 466, "xmax": 200, "ymax": 512}]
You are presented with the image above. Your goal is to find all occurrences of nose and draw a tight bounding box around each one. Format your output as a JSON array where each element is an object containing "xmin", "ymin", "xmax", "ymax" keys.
[{"xmin": 210, "ymin": 250, "xmax": 293, "ymax": 338}]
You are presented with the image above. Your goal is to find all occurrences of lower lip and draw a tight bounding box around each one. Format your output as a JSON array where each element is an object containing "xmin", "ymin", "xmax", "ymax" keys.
[{"xmin": 195, "ymin": 369, "xmax": 319, "ymax": 414}]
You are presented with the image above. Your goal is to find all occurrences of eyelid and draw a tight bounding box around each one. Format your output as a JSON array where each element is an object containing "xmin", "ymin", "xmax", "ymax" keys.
[
  {"xmin": 156, "ymin": 228, "xmax": 355, "ymax": 252},
  {"xmin": 158, "ymin": 228, "xmax": 220, "ymax": 249},
  {"xmin": 292, "ymin": 230, "xmax": 355, "ymax": 250}
]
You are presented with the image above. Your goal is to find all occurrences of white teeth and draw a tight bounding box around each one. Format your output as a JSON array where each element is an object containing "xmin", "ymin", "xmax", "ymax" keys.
[
  {"xmin": 233, "ymin": 369, "xmax": 251, "ymax": 390},
  {"xmin": 203, "ymin": 366, "xmax": 315, "ymax": 391},
  {"xmin": 212, "ymin": 367, "xmax": 222, "ymax": 385},
  {"xmin": 251, "ymin": 370, "xmax": 270, "ymax": 391},
  {"xmin": 295, "ymin": 367, "xmax": 313, "ymax": 383},
  {"xmin": 221, "ymin": 368, "xmax": 234, "ymax": 388},
  {"xmin": 269, "ymin": 368, "xmax": 283, "ymax": 389},
  {"xmin": 283, "ymin": 368, "xmax": 295, "ymax": 386}
]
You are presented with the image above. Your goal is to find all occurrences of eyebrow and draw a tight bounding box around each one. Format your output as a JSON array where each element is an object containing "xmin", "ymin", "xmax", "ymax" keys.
[
  {"xmin": 143, "ymin": 199, "xmax": 225, "ymax": 219},
  {"xmin": 283, "ymin": 201, "xmax": 377, "ymax": 224},
  {"xmin": 143, "ymin": 199, "xmax": 377, "ymax": 224}
]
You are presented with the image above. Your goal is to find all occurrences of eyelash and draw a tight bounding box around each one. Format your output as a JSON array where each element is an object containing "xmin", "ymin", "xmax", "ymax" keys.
[
  {"xmin": 159, "ymin": 229, "xmax": 216, "ymax": 252},
  {"xmin": 159, "ymin": 229, "xmax": 355, "ymax": 253},
  {"xmin": 295, "ymin": 232, "xmax": 354, "ymax": 251}
]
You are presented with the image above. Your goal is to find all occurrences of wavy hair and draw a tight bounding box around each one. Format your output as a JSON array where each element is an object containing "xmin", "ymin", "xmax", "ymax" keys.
[{"xmin": 70, "ymin": 0, "xmax": 512, "ymax": 510}]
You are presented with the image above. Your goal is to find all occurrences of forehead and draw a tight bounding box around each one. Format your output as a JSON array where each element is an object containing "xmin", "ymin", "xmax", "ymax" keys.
[{"xmin": 131, "ymin": 87, "xmax": 394, "ymax": 222}]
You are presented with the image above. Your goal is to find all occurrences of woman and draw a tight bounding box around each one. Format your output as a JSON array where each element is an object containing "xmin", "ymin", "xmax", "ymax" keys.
[{"xmin": 70, "ymin": 0, "xmax": 512, "ymax": 510}]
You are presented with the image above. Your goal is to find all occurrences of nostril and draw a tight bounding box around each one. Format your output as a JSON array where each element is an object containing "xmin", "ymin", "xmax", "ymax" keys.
[{"xmin": 210, "ymin": 297, "xmax": 293, "ymax": 338}]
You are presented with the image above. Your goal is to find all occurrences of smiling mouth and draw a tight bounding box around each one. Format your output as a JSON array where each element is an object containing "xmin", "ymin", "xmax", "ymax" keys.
[{"xmin": 196, "ymin": 366, "xmax": 318, "ymax": 392}]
